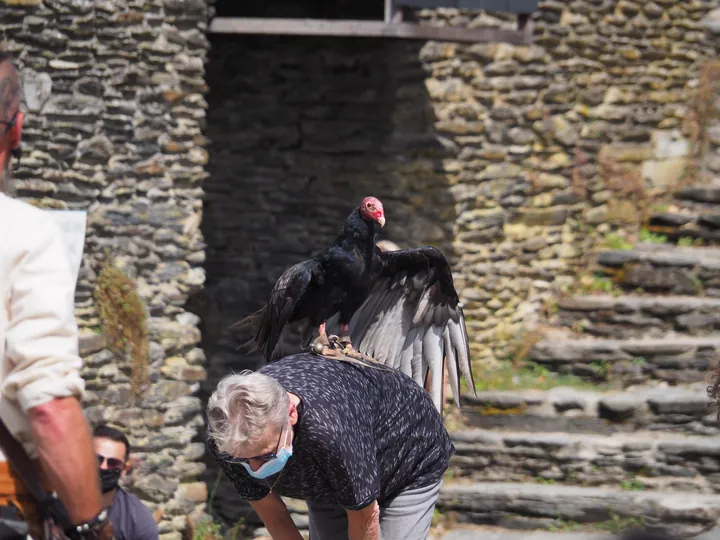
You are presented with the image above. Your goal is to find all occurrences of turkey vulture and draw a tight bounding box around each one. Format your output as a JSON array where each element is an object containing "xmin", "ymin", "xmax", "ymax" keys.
[{"xmin": 236, "ymin": 196, "xmax": 475, "ymax": 410}]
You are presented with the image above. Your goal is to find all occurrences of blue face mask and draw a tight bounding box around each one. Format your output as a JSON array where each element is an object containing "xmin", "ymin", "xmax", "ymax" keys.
[{"xmin": 241, "ymin": 426, "xmax": 293, "ymax": 480}]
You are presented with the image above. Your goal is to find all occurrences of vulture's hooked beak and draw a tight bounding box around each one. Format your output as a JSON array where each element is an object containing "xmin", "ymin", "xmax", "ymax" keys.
[{"xmin": 378, "ymin": 216, "xmax": 386, "ymax": 228}]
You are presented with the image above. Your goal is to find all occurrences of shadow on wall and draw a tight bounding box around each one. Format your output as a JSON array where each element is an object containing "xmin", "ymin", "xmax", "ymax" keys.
[{"xmin": 187, "ymin": 34, "xmax": 458, "ymax": 527}]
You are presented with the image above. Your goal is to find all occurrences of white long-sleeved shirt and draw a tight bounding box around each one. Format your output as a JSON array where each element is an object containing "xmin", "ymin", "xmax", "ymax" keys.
[{"xmin": 0, "ymin": 193, "xmax": 85, "ymax": 458}]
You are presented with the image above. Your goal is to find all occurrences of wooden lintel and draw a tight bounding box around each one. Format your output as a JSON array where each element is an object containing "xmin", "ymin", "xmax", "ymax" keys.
[{"xmin": 209, "ymin": 17, "xmax": 532, "ymax": 44}]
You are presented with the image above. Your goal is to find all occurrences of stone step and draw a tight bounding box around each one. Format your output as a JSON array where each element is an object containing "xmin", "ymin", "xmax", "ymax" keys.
[
  {"xmin": 554, "ymin": 295, "xmax": 720, "ymax": 338},
  {"xmin": 437, "ymin": 526, "xmax": 720, "ymax": 540},
  {"xmin": 448, "ymin": 428, "xmax": 720, "ymax": 493},
  {"xmin": 647, "ymin": 211, "xmax": 720, "ymax": 244},
  {"xmin": 595, "ymin": 244, "xmax": 720, "ymax": 297},
  {"xmin": 527, "ymin": 336, "xmax": 719, "ymax": 386},
  {"xmin": 437, "ymin": 530, "xmax": 611, "ymax": 540},
  {"xmin": 460, "ymin": 383, "xmax": 716, "ymax": 436},
  {"xmin": 676, "ymin": 185, "xmax": 720, "ymax": 205},
  {"xmin": 436, "ymin": 482, "xmax": 720, "ymax": 537}
]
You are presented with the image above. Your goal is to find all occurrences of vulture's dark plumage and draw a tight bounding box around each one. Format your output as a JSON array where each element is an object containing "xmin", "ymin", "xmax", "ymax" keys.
[{"xmin": 237, "ymin": 196, "xmax": 475, "ymax": 410}]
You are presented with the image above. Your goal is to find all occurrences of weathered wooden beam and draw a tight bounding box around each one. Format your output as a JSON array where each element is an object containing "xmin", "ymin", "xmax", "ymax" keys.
[
  {"xmin": 208, "ymin": 17, "xmax": 532, "ymax": 44},
  {"xmin": 398, "ymin": 0, "xmax": 537, "ymax": 11}
]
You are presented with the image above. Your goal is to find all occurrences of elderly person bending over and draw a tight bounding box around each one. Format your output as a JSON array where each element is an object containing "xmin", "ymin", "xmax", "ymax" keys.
[{"xmin": 206, "ymin": 352, "xmax": 454, "ymax": 540}]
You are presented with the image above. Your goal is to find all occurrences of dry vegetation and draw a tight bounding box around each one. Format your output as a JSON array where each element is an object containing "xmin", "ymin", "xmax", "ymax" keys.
[
  {"xmin": 95, "ymin": 262, "xmax": 150, "ymax": 401},
  {"xmin": 683, "ymin": 59, "xmax": 720, "ymax": 187}
]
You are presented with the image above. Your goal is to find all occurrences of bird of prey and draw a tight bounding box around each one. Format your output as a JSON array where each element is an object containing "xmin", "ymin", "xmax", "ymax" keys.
[{"xmin": 236, "ymin": 196, "xmax": 475, "ymax": 410}]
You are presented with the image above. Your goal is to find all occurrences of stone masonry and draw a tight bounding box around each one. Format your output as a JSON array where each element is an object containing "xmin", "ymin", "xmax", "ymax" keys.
[
  {"xmin": 0, "ymin": 1, "xmax": 211, "ymax": 538},
  {"xmin": 415, "ymin": 1, "xmax": 720, "ymax": 364},
  {"xmin": 3, "ymin": 0, "xmax": 720, "ymax": 537}
]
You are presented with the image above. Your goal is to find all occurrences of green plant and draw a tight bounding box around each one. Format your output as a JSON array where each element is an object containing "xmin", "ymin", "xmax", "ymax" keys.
[
  {"xmin": 544, "ymin": 298, "xmax": 559, "ymax": 316},
  {"xmin": 537, "ymin": 477, "xmax": 556, "ymax": 485},
  {"xmin": 547, "ymin": 520, "xmax": 583, "ymax": 533},
  {"xmin": 573, "ymin": 272, "xmax": 624, "ymax": 296},
  {"xmin": 94, "ymin": 262, "xmax": 149, "ymax": 400},
  {"xmin": 691, "ymin": 275, "xmax": 704, "ymax": 294},
  {"xmin": 602, "ymin": 233, "xmax": 633, "ymax": 251},
  {"xmin": 639, "ymin": 229, "xmax": 668, "ymax": 244},
  {"xmin": 621, "ymin": 477, "xmax": 645, "ymax": 491},
  {"xmin": 473, "ymin": 361, "xmax": 612, "ymax": 393},
  {"xmin": 193, "ymin": 521, "xmax": 223, "ymax": 540},
  {"xmin": 225, "ymin": 520, "xmax": 245, "ymax": 540},
  {"xmin": 677, "ymin": 236, "xmax": 701, "ymax": 247},
  {"xmin": 189, "ymin": 471, "xmax": 231, "ymax": 540},
  {"xmin": 589, "ymin": 361, "xmax": 610, "ymax": 378},
  {"xmin": 571, "ymin": 320, "xmax": 586, "ymax": 334},
  {"xmin": 631, "ymin": 357, "xmax": 647, "ymax": 367},
  {"xmin": 596, "ymin": 512, "xmax": 645, "ymax": 533}
]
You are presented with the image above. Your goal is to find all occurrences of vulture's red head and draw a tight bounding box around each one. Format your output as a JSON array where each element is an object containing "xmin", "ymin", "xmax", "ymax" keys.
[{"xmin": 360, "ymin": 196, "xmax": 385, "ymax": 228}]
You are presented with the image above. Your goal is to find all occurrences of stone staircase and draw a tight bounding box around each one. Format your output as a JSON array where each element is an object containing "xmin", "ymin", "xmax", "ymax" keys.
[
  {"xmin": 646, "ymin": 185, "xmax": 720, "ymax": 244},
  {"xmin": 249, "ymin": 185, "xmax": 720, "ymax": 539},
  {"xmin": 431, "ymin": 186, "xmax": 720, "ymax": 539}
]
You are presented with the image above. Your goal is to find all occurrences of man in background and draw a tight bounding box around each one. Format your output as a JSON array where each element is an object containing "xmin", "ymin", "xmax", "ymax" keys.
[
  {"xmin": 93, "ymin": 425, "xmax": 158, "ymax": 540},
  {"xmin": 0, "ymin": 51, "xmax": 111, "ymax": 538}
]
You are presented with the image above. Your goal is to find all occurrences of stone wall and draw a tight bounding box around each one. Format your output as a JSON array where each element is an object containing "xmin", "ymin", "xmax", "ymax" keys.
[
  {"xmin": 200, "ymin": 0, "xmax": 720, "ymax": 375},
  {"xmin": 3, "ymin": 0, "xmax": 720, "ymax": 534},
  {"xmin": 196, "ymin": 0, "xmax": 720, "ymax": 527},
  {"xmin": 415, "ymin": 0, "xmax": 720, "ymax": 363},
  {"xmin": 0, "ymin": 1, "xmax": 211, "ymax": 538}
]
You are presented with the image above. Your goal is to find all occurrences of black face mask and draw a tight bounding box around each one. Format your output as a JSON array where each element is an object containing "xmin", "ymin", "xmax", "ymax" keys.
[{"xmin": 99, "ymin": 468, "xmax": 122, "ymax": 493}]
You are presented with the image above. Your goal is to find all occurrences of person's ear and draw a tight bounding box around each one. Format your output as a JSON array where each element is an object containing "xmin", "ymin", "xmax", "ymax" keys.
[
  {"xmin": 124, "ymin": 455, "xmax": 135, "ymax": 475},
  {"xmin": 289, "ymin": 402, "xmax": 298, "ymax": 426}
]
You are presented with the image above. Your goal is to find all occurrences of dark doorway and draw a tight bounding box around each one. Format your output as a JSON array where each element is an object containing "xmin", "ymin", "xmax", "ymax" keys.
[{"xmin": 191, "ymin": 31, "xmax": 456, "ymax": 527}]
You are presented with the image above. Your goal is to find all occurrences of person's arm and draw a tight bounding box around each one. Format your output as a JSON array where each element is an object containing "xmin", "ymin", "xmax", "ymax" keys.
[
  {"xmin": 346, "ymin": 501, "xmax": 380, "ymax": 540},
  {"xmin": 209, "ymin": 439, "xmax": 297, "ymax": 539},
  {"xmin": 2, "ymin": 216, "xmax": 102, "ymax": 524},
  {"xmin": 28, "ymin": 398, "xmax": 103, "ymax": 523},
  {"xmin": 249, "ymin": 492, "xmax": 303, "ymax": 540}
]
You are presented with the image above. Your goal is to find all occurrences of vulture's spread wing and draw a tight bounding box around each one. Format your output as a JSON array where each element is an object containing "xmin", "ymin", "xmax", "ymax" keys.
[
  {"xmin": 341, "ymin": 247, "xmax": 475, "ymax": 410},
  {"xmin": 250, "ymin": 259, "xmax": 317, "ymax": 362}
]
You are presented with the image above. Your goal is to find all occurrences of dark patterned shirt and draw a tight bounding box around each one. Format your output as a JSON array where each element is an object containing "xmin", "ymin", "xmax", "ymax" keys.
[{"xmin": 208, "ymin": 353, "xmax": 454, "ymax": 510}]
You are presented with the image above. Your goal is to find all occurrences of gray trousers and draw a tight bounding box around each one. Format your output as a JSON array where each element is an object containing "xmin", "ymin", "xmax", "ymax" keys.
[{"xmin": 306, "ymin": 480, "xmax": 442, "ymax": 540}]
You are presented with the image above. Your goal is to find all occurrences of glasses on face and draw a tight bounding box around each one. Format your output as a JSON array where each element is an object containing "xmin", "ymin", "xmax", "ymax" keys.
[
  {"xmin": 97, "ymin": 454, "xmax": 124, "ymax": 470},
  {"xmin": 221, "ymin": 426, "xmax": 285, "ymax": 465}
]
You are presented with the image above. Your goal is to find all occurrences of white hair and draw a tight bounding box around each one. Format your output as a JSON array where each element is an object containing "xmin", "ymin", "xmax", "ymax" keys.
[{"xmin": 206, "ymin": 371, "xmax": 289, "ymax": 456}]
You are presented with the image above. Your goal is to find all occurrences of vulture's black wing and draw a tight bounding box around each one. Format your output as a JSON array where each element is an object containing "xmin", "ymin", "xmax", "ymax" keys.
[
  {"xmin": 240, "ymin": 259, "xmax": 318, "ymax": 362},
  {"xmin": 341, "ymin": 247, "xmax": 475, "ymax": 410}
]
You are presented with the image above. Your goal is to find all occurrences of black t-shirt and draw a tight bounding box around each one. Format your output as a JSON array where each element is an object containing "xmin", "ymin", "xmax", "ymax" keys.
[{"xmin": 208, "ymin": 353, "xmax": 454, "ymax": 510}]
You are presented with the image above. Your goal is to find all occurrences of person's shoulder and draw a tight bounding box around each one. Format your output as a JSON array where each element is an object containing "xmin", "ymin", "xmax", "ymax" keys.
[
  {"xmin": 260, "ymin": 352, "xmax": 333, "ymax": 372},
  {"xmin": 1, "ymin": 194, "xmax": 52, "ymax": 222},
  {"xmin": 117, "ymin": 488, "xmax": 156, "ymax": 520},
  {"xmin": 0, "ymin": 194, "xmax": 63, "ymax": 245}
]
